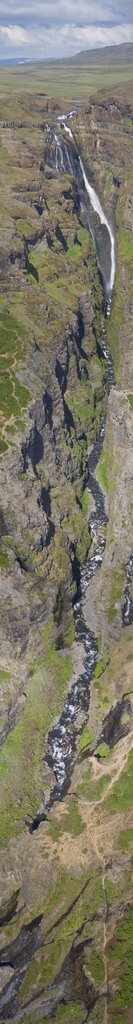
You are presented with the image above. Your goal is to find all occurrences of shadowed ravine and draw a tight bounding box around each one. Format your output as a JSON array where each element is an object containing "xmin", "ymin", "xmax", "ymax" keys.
[
  {"xmin": 30, "ymin": 113, "xmax": 133, "ymax": 833},
  {"xmin": 46, "ymin": 109, "xmax": 115, "ymax": 296},
  {"xmin": 30, "ymin": 117, "xmax": 116, "ymax": 832},
  {"xmin": 30, "ymin": 320, "xmax": 114, "ymax": 838}
]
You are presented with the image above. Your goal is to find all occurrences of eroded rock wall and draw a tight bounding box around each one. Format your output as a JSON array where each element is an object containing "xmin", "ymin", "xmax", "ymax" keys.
[{"xmin": 0, "ymin": 83, "xmax": 133, "ymax": 1024}]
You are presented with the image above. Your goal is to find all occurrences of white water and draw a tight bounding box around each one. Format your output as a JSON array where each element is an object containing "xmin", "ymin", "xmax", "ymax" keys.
[
  {"xmin": 64, "ymin": 143, "xmax": 73, "ymax": 174},
  {"xmin": 79, "ymin": 157, "xmax": 115, "ymax": 292},
  {"xmin": 60, "ymin": 116, "xmax": 115, "ymax": 293},
  {"xmin": 54, "ymin": 133, "xmax": 64, "ymax": 171},
  {"xmin": 62, "ymin": 121, "xmax": 73, "ymax": 140}
]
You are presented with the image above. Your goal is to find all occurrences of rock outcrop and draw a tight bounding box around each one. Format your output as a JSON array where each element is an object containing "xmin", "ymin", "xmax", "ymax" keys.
[{"xmin": 0, "ymin": 82, "xmax": 133, "ymax": 1024}]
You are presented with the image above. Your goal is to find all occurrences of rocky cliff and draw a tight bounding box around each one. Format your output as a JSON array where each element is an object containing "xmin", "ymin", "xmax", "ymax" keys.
[{"xmin": 0, "ymin": 81, "xmax": 133, "ymax": 1023}]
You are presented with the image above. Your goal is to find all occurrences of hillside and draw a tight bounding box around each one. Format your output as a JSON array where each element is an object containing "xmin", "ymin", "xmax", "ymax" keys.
[
  {"xmin": 65, "ymin": 41, "xmax": 133, "ymax": 66},
  {"xmin": 0, "ymin": 80, "xmax": 133, "ymax": 1023}
]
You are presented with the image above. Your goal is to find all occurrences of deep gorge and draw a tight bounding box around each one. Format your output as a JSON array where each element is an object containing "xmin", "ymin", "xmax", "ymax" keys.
[{"xmin": 0, "ymin": 85, "xmax": 133, "ymax": 1024}]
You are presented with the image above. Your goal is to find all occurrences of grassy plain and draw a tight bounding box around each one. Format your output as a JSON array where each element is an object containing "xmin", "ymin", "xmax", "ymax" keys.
[{"xmin": 0, "ymin": 59, "xmax": 133, "ymax": 101}]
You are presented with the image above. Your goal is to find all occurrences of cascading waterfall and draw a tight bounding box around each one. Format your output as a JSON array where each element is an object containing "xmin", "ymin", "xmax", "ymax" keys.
[
  {"xmin": 54, "ymin": 132, "xmax": 64, "ymax": 171},
  {"xmin": 64, "ymin": 142, "xmax": 73, "ymax": 174},
  {"xmin": 30, "ymin": 112, "xmax": 116, "ymax": 831},
  {"xmin": 79, "ymin": 156, "xmax": 115, "ymax": 292},
  {"xmin": 60, "ymin": 113, "xmax": 115, "ymax": 294}
]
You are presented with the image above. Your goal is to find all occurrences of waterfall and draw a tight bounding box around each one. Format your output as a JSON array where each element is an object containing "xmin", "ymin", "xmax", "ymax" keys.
[
  {"xmin": 61, "ymin": 120, "xmax": 73, "ymax": 140},
  {"xmin": 79, "ymin": 157, "xmax": 115, "ymax": 292},
  {"xmin": 64, "ymin": 143, "xmax": 73, "ymax": 174},
  {"xmin": 45, "ymin": 111, "xmax": 115, "ymax": 296},
  {"xmin": 61, "ymin": 116, "xmax": 115, "ymax": 294},
  {"xmin": 54, "ymin": 133, "xmax": 64, "ymax": 172}
]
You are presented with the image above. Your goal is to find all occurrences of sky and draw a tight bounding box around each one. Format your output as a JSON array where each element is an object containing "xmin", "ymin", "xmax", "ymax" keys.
[{"xmin": 0, "ymin": 1, "xmax": 133, "ymax": 61}]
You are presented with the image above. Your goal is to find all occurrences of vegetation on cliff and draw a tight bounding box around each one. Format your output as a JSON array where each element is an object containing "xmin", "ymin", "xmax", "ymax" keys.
[{"xmin": 0, "ymin": 79, "xmax": 133, "ymax": 1024}]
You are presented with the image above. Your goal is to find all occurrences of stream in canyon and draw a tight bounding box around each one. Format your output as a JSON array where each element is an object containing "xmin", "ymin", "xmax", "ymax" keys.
[
  {"xmin": 30, "ymin": 114, "xmax": 117, "ymax": 831},
  {"xmin": 31, "ymin": 111, "xmax": 133, "ymax": 830}
]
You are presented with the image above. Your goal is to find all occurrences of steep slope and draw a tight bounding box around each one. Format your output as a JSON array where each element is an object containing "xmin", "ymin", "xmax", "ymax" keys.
[
  {"xmin": 65, "ymin": 41, "xmax": 133, "ymax": 66},
  {"xmin": 0, "ymin": 84, "xmax": 133, "ymax": 1024}
]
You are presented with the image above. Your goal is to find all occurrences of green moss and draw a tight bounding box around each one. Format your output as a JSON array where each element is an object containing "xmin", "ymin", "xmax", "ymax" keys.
[
  {"xmin": 19, "ymin": 956, "xmax": 38, "ymax": 1002},
  {"xmin": 96, "ymin": 742, "xmax": 110, "ymax": 759},
  {"xmin": 108, "ymin": 568, "xmax": 124, "ymax": 624},
  {"xmin": 63, "ymin": 799, "xmax": 86, "ymax": 837},
  {"xmin": 127, "ymin": 393, "xmax": 133, "ymax": 409},
  {"xmin": 0, "ymin": 622, "xmax": 73, "ymax": 845},
  {"xmin": 94, "ymin": 651, "xmax": 107, "ymax": 680},
  {"xmin": 105, "ymin": 878, "xmax": 118, "ymax": 904},
  {"xmin": 89, "ymin": 950, "xmax": 105, "ymax": 984},
  {"xmin": 121, "ymin": 711, "xmax": 130, "ymax": 725},
  {"xmin": 55, "ymin": 1003, "xmax": 83, "ymax": 1022},
  {"xmin": 66, "ymin": 382, "xmax": 92, "ymax": 425},
  {"xmin": 78, "ymin": 725, "xmax": 93, "ymax": 753},
  {"xmin": 49, "ymin": 529, "xmax": 71, "ymax": 588},
  {"xmin": 76, "ymin": 768, "xmax": 110, "ymax": 801},
  {"xmin": 48, "ymin": 819, "xmax": 62, "ymax": 843},
  {"xmin": 0, "ymin": 312, "xmax": 30, "ymax": 429},
  {"xmin": 77, "ymin": 526, "xmax": 90, "ymax": 563},
  {"xmin": 0, "ymin": 669, "xmax": 10, "ymax": 682},
  {"xmin": 62, "ymin": 506, "xmax": 90, "ymax": 565},
  {"xmin": 118, "ymin": 827, "xmax": 133, "ymax": 850},
  {"xmin": 81, "ymin": 489, "xmax": 89, "ymax": 516},
  {"xmin": 17, "ymin": 218, "xmax": 33, "ymax": 237},
  {"xmin": 105, "ymin": 748, "xmax": 133, "ymax": 813},
  {"xmin": 0, "ymin": 545, "xmax": 10, "ymax": 569},
  {"xmin": 42, "ymin": 619, "xmax": 72, "ymax": 685},
  {"xmin": 0, "ymin": 438, "xmax": 8, "ymax": 454},
  {"xmin": 108, "ymin": 907, "xmax": 133, "ymax": 1009},
  {"xmin": 111, "ymin": 1017, "xmax": 125, "ymax": 1024},
  {"xmin": 63, "ymin": 611, "xmax": 75, "ymax": 646}
]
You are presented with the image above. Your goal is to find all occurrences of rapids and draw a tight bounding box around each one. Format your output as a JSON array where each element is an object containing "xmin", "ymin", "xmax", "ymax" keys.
[{"xmin": 30, "ymin": 111, "xmax": 116, "ymax": 831}]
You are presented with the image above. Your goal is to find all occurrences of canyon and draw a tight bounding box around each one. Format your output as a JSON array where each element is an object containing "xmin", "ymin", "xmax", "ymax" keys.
[{"xmin": 0, "ymin": 79, "xmax": 133, "ymax": 1023}]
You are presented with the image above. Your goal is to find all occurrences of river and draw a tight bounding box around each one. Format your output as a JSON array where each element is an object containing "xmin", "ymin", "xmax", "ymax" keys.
[{"xmin": 30, "ymin": 113, "xmax": 116, "ymax": 831}]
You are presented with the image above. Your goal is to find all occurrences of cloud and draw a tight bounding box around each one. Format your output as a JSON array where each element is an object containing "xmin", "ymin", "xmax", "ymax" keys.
[
  {"xmin": 0, "ymin": 0, "xmax": 132, "ymax": 58},
  {"xmin": 0, "ymin": 2, "xmax": 133, "ymax": 28},
  {"xmin": 0, "ymin": 25, "xmax": 27, "ymax": 46}
]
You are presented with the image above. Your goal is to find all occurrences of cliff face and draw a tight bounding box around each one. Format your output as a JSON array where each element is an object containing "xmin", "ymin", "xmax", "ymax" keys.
[{"xmin": 0, "ymin": 83, "xmax": 133, "ymax": 1024}]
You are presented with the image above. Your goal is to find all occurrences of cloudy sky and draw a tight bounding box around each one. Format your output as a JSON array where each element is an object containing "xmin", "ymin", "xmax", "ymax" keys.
[{"xmin": 0, "ymin": 1, "xmax": 133, "ymax": 61}]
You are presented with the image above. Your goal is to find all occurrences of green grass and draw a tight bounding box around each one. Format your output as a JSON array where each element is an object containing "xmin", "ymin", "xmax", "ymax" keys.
[
  {"xmin": 108, "ymin": 568, "xmax": 124, "ymax": 624},
  {"xmin": 0, "ymin": 619, "xmax": 73, "ymax": 846},
  {"xmin": 62, "ymin": 506, "xmax": 90, "ymax": 565},
  {"xmin": 78, "ymin": 725, "xmax": 93, "ymax": 753},
  {"xmin": 62, "ymin": 799, "xmax": 86, "ymax": 837},
  {"xmin": 0, "ymin": 544, "xmax": 11, "ymax": 569},
  {"xmin": 0, "ymin": 61, "xmax": 132, "ymax": 101},
  {"xmin": 108, "ymin": 907, "xmax": 133, "ymax": 1009},
  {"xmin": 0, "ymin": 311, "xmax": 30, "ymax": 444},
  {"xmin": 81, "ymin": 489, "xmax": 89, "ymax": 516},
  {"xmin": 96, "ymin": 742, "xmax": 110, "ymax": 759},
  {"xmin": 89, "ymin": 950, "xmax": 105, "ymax": 984},
  {"xmin": 118, "ymin": 827, "xmax": 133, "ymax": 850},
  {"xmin": 0, "ymin": 669, "xmax": 10, "ymax": 682},
  {"xmin": 105, "ymin": 748, "xmax": 133, "ymax": 813},
  {"xmin": 94, "ymin": 655, "xmax": 107, "ymax": 680},
  {"xmin": 17, "ymin": 218, "xmax": 33, "ymax": 238},
  {"xmin": 128, "ymin": 393, "xmax": 133, "ymax": 409},
  {"xmin": 76, "ymin": 767, "xmax": 110, "ymax": 801},
  {"xmin": 55, "ymin": 1004, "xmax": 83, "ymax": 1022}
]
